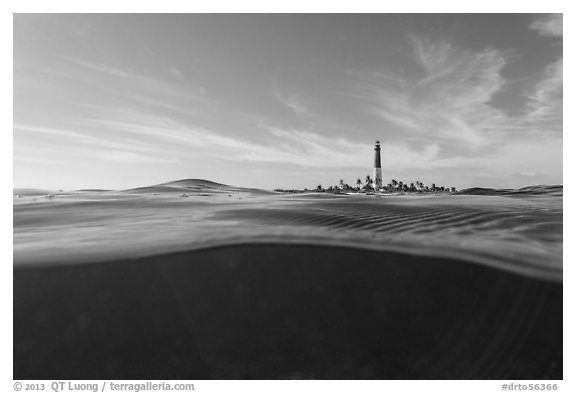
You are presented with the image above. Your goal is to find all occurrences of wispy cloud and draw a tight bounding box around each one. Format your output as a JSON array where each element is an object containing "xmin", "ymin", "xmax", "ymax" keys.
[
  {"xmin": 530, "ymin": 14, "xmax": 563, "ymax": 38},
  {"xmin": 261, "ymin": 127, "xmax": 446, "ymax": 170},
  {"xmin": 88, "ymin": 150, "xmax": 174, "ymax": 164},
  {"xmin": 59, "ymin": 55, "xmax": 208, "ymax": 105},
  {"xmin": 526, "ymin": 57, "xmax": 562, "ymax": 125},
  {"xmin": 14, "ymin": 155, "xmax": 61, "ymax": 165},
  {"xmin": 339, "ymin": 32, "xmax": 563, "ymax": 183},
  {"xmin": 411, "ymin": 37, "xmax": 507, "ymax": 108},
  {"xmin": 14, "ymin": 124, "xmax": 84, "ymax": 139},
  {"xmin": 169, "ymin": 67, "xmax": 184, "ymax": 80},
  {"xmin": 272, "ymin": 79, "xmax": 309, "ymax": 117},
  {"xmin": 348, "ymin": 36, "xmax": 510, "ymax": 149},
  {"xmin": 62, "ymin": 56, "xmax": 133, "ymax": 78},
  {"xmin": 83, "ymin": 115, "xmax": 347, "ymax": 167},
  {"xmin": 14, "ymin": 123, "xmax": 171, "ymax": 164},
  {"xmin": 50, "ymin": 108, "xmax": 444, "ymax": 171}
]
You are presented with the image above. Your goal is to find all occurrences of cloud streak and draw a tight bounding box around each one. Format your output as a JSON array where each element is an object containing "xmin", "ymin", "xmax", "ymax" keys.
[
  {"xmin": 530, "ymin": 14, "xmax": 563, "ymax": 38},
  {"xmin": 349, "ymin": 33, "xmax": 562, "ymax": 152},
  {"xmin": 348, "ymin": 36, "xmax": 510, "ymax": 150},
  {"xmin": 526, "ymin": 57, "xmax": 563, "ymax": 125},
  {"xmin": 14, "ymin": 123, "xmax": 172, "ymax": 164}
]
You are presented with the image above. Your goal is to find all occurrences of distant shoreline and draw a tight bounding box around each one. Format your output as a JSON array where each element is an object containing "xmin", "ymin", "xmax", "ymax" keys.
[{"xmin": 13, "ymin": 179, "xmax": 562, "ymax": 198}]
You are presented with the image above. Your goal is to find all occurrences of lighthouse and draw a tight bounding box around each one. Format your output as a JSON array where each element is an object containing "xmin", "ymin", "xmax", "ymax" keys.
[{"xmin": 373, "ymin": 140, "xmax": 382, "ymax": 190}]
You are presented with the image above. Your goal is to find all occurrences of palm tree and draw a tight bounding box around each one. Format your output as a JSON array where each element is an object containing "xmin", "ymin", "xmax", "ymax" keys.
[
  {"xmin": 391, "ymin": 179, "xmax": 398, "ymax": 190},
  {"xmin": 431, "ymin": 183, "xmax": 436, "ymax": 192},
  {"xmin": 339, "ymin": 179, "xmax": 344, "ymax": 189},
  {"xmin": 398, "ymin": 181, "xmax": 404, "ymax": 191},
  {"xmin": 365, "ymin": 177, "xmax": 374, "ymax": 190},
  {"xmin": 317, "ymin": 184, "xmax": 323, "ymax": 191},
  {"xmin": 365, "ymin": 175, "xmax": 372, "ymax": 185},
  {"xmin": 356, "ymin": 178, "xmax": 362, "ymax": 189},
  {"xmin": 410, "ymin": 183, "xmax": 416, "ymax": 192}
]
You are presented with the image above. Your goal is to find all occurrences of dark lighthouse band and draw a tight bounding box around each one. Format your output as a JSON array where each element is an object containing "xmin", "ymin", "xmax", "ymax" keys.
[{"xmin": 373, "ymin": 140, "xmax": 383, "ymax": 190}]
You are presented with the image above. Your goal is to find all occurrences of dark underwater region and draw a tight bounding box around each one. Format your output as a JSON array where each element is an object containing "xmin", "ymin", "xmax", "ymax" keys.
[{"xmin": 14, "ymin": 244, "xmax": 562, "ymax": 380}]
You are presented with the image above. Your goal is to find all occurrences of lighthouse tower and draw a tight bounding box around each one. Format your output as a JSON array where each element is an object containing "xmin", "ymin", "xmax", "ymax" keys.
[{"xmin": 373, "ymin": 140, "xmax": 382, "ymax": 190}]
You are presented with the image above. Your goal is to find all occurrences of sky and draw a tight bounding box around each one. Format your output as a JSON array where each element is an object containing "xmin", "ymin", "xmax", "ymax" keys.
[{"xmin": 13, "ymin": 14, "xmax": 563, "ymax": 190}]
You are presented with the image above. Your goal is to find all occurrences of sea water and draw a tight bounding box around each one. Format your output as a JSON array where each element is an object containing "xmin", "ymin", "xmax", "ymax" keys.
[
  {"xmin": 13, "ymin": 180, "xmax": 563, "ymax": 379},
  {"xmin": 13, "ymin": 180, "xmax": 562, "ymax": 281}
]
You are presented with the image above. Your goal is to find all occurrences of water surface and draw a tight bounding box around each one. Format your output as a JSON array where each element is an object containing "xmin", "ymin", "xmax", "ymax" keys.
[{"xmin": 14, "ymin": 179, "xmax": 563, "ymax": 281}]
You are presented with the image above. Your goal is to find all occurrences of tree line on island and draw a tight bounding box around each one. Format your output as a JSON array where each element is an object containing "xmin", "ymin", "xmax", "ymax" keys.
[{"xmin": 275, "ymin": 176, "xmax": 457, "ymax": 194}]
